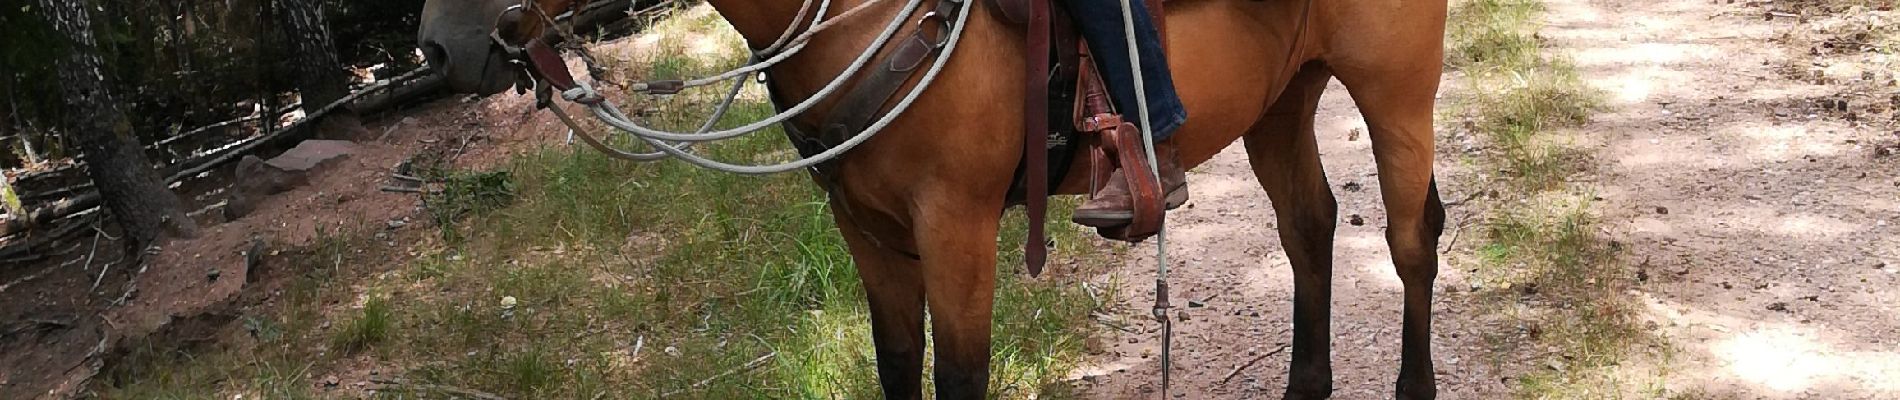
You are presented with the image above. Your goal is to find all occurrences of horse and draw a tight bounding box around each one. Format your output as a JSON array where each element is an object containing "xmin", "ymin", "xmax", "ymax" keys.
[{"xmin": 417, "ymin": 0, "xmax": 1450, "ymax": 398}]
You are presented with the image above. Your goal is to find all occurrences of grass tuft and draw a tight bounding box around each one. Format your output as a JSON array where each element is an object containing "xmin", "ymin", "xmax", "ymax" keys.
[
  {"xmin": 332, "ymin": 296, "xmax": 394, "ymax": 354},
  {"xmin": 1444, "ymin": 0, "xmax": 1657, "ymax": 398}
]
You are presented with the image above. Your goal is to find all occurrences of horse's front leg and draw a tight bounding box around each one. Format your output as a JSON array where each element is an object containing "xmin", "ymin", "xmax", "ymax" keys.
[
  {"xmin": 912, "ymin": 191, "xmax": 1006, "ymax": 399},
  {"xmin": 830, "ymin": 198, "xmax": 928, "ymax": 399}
]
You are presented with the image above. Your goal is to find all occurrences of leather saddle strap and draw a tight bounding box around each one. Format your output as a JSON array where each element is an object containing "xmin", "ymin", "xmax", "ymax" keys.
[
  {"xmin": 822, "ymin": 0, "xmax": 963, "ymax": 143},
  {"xmin": 1023, "ymin": 0, "xmax": 1052, "ymax": 276}
]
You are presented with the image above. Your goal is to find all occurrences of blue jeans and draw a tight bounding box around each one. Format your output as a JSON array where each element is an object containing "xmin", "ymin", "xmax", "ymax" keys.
[{"xmin": 1065, "ymin": 0, "xmax": 1187, "ymax": 140}]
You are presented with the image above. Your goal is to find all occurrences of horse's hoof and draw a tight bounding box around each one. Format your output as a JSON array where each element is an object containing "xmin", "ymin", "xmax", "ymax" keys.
[
  {"xmin": 1283, "ymin": 379, "xmax": 1333, "ymax": 400},
  {"xmin": 1283, "ymin": 388, "xmax": 1332, "ymax": 400},
  {"xmin": 1394, "ymin": 376, "xmax": 1436, "ymax": 400}
]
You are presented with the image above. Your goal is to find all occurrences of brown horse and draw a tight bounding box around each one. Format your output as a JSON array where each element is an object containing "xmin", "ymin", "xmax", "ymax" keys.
[{"xmin": 419, "ymin": 0, "xmax": 1449, "ymax": 398}]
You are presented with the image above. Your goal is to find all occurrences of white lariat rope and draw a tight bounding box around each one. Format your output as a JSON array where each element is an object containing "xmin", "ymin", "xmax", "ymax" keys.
[
  {"xmin": 563, "ymin": 0, "xmax": 919, "ymax": 142},
  {"xmin": 549, "ymin": 0, "xmax": 973, "ymax": 176},
  {"xmin": 1115, "ymin": 0, "xmax": 1173, "ymax": 397}
]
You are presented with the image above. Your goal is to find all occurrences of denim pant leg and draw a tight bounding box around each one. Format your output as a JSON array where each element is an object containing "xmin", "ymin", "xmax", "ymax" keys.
[{"xmin": 1063, "ymin": 0, "xmax": 1187, "ymax": 140}]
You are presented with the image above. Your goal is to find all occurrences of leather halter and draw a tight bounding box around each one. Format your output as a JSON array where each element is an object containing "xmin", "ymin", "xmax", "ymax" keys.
[{"xmin": 493, "ymin": 0, "xmax": 593, "ymax": 97}]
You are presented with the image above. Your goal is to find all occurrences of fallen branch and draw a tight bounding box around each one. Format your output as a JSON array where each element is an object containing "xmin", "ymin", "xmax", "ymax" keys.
[
  {"xmin": 110, "ymin": 268, "xmax": 138, "ymax": 306},
  {"xmin": 0, "ymin": 264, "xmax": 60, "ymax": 294},
  {"xmin": 1, "ymin": 193, "xmax": 99, "ymax": 238},
  {"xmin": 0, "ymin": 214, "xmax": 98, "ymax": 262},
  {"xmin": 379, "ymin": 186, "xmax": 434, "ymax": 194},
  {"xmin": 660, "ymin": 351, "xmax": 777, "ymax": 398},
  {"xmin": 369, "ymin": 378, "xmax": 510, "ymax": 400},
  {"xmin": 1219, "ymin": 344, "xmax": 1291, "ymax": 384},
  {"xmin": 148, "ymin": 102, "xmax": 301, "ymax": 149}
]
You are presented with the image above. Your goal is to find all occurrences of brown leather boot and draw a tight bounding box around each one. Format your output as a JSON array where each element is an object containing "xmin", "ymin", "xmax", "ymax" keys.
[{"xmin": 1073, "ymin": 139, "xmax": 1188, "ymax": 228}]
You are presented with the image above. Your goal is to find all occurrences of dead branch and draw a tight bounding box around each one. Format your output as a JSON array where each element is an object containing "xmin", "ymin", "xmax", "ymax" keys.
[
  {"xmin": 379, "ymin": 186, "xmax": 434, "ymax": 194},
  {"xmin": 0, "ymin": 214, "xmax": 98, "ymax": 262},
  {"xmin": 1219, "ymin": 344, "xmax": 1291, "ymax": 384},
  {"xmin": 148, "ymin": 102, "xmax": 301, "ymax": 149},
  {"xmin": 0, "ymin": 264, "xmax": 59, "ymax": 295},
  {"xmin": 660, "ymin": 351, "xmax": 777, "ymax": 397}
]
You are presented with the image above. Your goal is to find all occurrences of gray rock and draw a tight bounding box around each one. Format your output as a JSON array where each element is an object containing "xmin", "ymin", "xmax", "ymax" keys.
[{"xmin": 223, "ymin": 140, "xmax": 358, "ymax": 220}]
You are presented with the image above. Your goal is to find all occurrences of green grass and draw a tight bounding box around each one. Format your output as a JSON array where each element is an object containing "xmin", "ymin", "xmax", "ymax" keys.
[
  {"xmin": 1443, "ymin": 0, "xmax": 1656, "ymax": 398},
  {"xmin": 94, "ymin": 5, "xmax": 1106, "ymax": 399},
  {"xmin": 1445, "ymin": 0, "xmax": 1545, "ymax": 72},
  {"xmin": 331, "ymin": 296, "xmax": 394, "ymax": 354}
]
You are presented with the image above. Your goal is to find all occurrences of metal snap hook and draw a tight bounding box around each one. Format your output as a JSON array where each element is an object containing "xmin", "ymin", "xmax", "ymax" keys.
[{"xmin": 918, "ymin": 11, "xmax": 951, "ymax": 50}]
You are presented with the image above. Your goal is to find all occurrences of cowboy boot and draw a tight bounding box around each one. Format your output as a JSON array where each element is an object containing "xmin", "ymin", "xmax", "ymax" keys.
[{"xmin": 1073, "ymin": 139, "xmax": 1188, "ymax": 228}]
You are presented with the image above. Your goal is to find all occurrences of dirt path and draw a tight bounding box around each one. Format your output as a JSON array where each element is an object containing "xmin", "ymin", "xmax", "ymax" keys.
[
  {"xmin": 1073, "ymin": 78, "xmax": 1510, "ymax": 399},
  {"xmin": 1078, "ymin": 0, "xmax": 1899, "ymax": 399},
  {"xmin": 1542, "ymin": 0, "xmax": 1900, "ymax": 398}
]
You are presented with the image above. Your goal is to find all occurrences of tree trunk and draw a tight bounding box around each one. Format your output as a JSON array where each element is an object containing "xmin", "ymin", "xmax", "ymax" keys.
[
  {"xmin": 274, "ymin": 0, "xmax": 351, "ymax": 113},
  {"xmin": 37, "ymin": 0, "xmax": 197, "ymax": 249}
]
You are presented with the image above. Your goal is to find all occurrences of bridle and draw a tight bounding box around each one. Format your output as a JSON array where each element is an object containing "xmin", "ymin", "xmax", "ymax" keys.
[
  {"xmin": 489, "ymin": 0, "xmax": 591, "ymax": 53},
  {"xmin": 487, "ymin": 0, "xmax": 595, "ymax": 98}
]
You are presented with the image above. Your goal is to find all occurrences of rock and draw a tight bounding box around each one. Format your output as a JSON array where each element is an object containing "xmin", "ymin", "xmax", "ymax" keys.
[
  {"xmin": 266, "ymin": 140, "xmax": 358, "ymax": 172},
  {"xmin": 224, "ymin": 156, "xmax": 292, "ymax": 221},
  {"xmin": 1348, "ymin": 214, "xmax": 1366, "ymax": 226},
  {"xmin": 1655, "ymin": 206, "xmax": 1670, "ymax": 215},
  {"xmin": 206, "ymin": 268, "xmax": 221, "ymax": 282},
  {"xmin": 223, "ymin": 141, "xmax": 357, "ymax": 220},
  {"xmin": 1767, "ymin": 302, "xmax": 1789, "ymax": 312}
]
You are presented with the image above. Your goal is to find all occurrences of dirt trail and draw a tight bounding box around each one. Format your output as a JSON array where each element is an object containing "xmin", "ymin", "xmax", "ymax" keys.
[
  {"xmin": 1073, "ymin": 78, "xmax": 1509, "ymax": 399},
  {"xmin": 1542, "ymin": 0, "xmax": 1900, "ymax": 398},
  {"xmin": 1079, "ymin": 0, "xmax": 1900, "ymax": 399}
]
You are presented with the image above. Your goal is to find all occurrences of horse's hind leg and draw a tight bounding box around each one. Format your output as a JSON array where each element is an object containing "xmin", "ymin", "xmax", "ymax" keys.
[
  {"xmin": 1243, "ymin": 62, "xmax": 1339, "ymax": 400},
  {"xmin": 832, "ymin": 204, "xmax": 927, "ymax": 399},
  {"xmin": 1334, "ymin": 52, "xmax": 1448, "ymax": 399}
]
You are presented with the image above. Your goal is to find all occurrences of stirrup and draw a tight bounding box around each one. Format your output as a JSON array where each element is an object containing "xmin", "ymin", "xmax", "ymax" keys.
[{"xmin": 1082, "ymin": 120, "xmax": 1165, "ymax": 242}]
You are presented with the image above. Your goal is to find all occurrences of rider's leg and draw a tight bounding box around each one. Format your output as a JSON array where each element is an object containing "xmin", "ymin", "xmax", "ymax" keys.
[{"xmin": 1064, "ymin": 0, "xmax": 1190, "ymax": 228}]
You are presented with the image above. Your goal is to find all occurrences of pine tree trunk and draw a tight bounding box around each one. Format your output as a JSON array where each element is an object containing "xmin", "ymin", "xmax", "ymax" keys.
[
  {"xmin": 37, "ymin": 0, "xmax": 197, "ymax": 249},
  {"xmin": 275, "ymin": 0, "xmax": 350, "ymax": 113}
]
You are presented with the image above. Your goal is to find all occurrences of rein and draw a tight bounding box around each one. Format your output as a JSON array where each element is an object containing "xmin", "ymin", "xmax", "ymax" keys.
[{"xmin": 514, "ymin": 0, "xmax": 967, "ymax": 175}]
